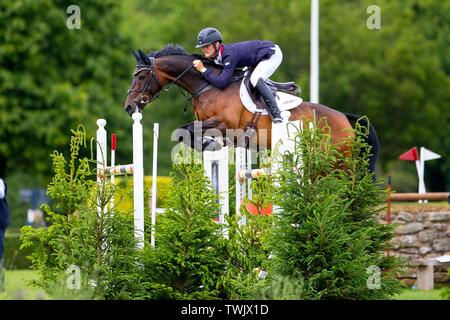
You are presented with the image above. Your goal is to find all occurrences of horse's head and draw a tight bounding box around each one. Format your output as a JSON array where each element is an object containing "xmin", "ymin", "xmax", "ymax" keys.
[{"xmin": 124, "ymin": 49, "xmax": 165, "ymax": 116}]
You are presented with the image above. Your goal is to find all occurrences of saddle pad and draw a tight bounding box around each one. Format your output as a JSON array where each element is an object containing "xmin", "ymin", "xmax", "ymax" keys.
[{"xmin": 239, "ymin": 79, "xmax": 303, "ymax": 115}]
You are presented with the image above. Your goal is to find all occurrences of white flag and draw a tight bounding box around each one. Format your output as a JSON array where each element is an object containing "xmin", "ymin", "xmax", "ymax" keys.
[{"xmin": 420, "ymin": 147, "xmax": 441, "ymax": 162}]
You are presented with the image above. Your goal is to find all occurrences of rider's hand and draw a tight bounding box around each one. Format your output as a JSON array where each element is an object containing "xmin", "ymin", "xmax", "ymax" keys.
[{"xmin": 193, "ymin": 60, "xmax": 207, "ymax": 73}]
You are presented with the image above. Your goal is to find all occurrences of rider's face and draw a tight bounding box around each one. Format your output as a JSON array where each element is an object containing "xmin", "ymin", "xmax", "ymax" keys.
[{"xmin": 201, "ymin": 43, "xmax": 218, "ymax": 59}]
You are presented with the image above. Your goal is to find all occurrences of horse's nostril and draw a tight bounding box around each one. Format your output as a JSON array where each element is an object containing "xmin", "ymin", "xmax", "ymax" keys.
[{"xmin": 125, "ymin": 105, "xmax": 134, "ymax": 116}]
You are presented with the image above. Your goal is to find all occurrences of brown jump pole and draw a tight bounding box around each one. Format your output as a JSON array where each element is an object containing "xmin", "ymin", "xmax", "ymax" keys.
[{"xmin": 390, "ymin": 192, "xmax": 450, "ymax": 202}]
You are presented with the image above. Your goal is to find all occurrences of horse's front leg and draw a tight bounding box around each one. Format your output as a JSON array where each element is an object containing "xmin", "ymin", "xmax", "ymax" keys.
[{"xmin": 175, "ymin": 117, "xmax": 229, "ymax": 152}]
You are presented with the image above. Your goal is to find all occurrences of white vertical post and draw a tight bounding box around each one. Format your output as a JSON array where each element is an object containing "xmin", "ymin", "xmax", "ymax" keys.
[
  {"xmin": 96, "ymin": 119, "xmax": 108, "ymax": 254},
  {"xmin": 235, "ymin": 146, "xmax": 247, "ymax": 224},
  {"xmin": 151, "ymin": 123, "xmax": 159, "ymax": 247},
  {"xmin": 204, "ymin": 155, "xmax": 213, "ymax": 186},
  {"xmin": 96, "ymin": 119, "xmax": 107, "ymax": 217},
  {"xmin": 416, "ymin": 160, "xmax": 427, "ymax": 204},
  {"xmin": 204, "ymin": 147, "xmax": 229, "ymax": 224},
  {"xmin": 246, "ymin": 148, "xmax": 253, "ymax": 201},
  {"xmin": 271, "ymin": 111, "xmax": 292, "ymax": 214},
  {"xmin": 271, "ymin": 111, "xmax": 292, "ymax": 166},
  {"xmin": 310, "ymin": 0, "xmax": 319, "ymax": 104},
  {"xmin": 217, "ymin": 146, "xmax": 229, "ymax": 224},
  {"xmin": 96, "ymin": 119, "xmax": 107, "ymax": 183},
  {"xmin": 110, "ymin": 133, "xmax": 116, "ymax": 211},
  {"xmin": 132, "ymin": 112, "xmax": 145, "ymax": 249}
]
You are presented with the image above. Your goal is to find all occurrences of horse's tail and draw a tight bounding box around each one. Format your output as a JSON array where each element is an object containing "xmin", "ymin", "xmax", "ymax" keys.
[{"xmin": 343, "ymin": 113, "xmax": 380, "ymax": 174}]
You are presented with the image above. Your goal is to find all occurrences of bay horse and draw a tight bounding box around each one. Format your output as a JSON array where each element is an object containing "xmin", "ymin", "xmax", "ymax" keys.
[{"xmin": 124, "ymin": 44, "xmax": 379, "ymax": 173}]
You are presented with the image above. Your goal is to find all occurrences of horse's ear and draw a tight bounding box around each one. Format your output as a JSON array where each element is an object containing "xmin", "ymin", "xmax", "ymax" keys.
[
  {"xmin": 132, "ymin": 50, "xmax": 141, "ymax": 63},
  {"xmin": 138, "ymin": 49, "xmax": 151, "ymax": 65}
]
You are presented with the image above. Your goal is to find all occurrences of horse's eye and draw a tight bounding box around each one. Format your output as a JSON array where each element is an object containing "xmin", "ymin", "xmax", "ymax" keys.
[{"xmin": 139, "ymin": 75, "xmax": 146, "ymax": 80}]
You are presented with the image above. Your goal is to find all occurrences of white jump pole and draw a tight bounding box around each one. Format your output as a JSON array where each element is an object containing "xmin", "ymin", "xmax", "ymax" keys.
[
  {"xmin": 96, "ymin": 119, "xmax": 107, "ymax": 217},
  {"xmin": 96, "ymin": 115, "xmax": 145, "ymax": 250},
  {"xmin": 217, "ymin": 147, "xmax": 229, "ymax": 225},
  {"xmin": 150, "ymin": 123, "xmax": 159, "ymax": 247},
  {"xmin": 235, "ymin": 111, "xmax": 297, "ymax": 220},
  {"xmin": 132, "ymin": 112, "xmax": 145, "ymax": 250},
  {"xmin": 235, "ymin": 146, "xmax": 247, "ymax": 224},
  {"xmin": 246, "ymin": 148, "xmax": 253, "ymax": 201},
  {"xmin": 110, "ymin": 133, "xmax": 116, "ymax": 211},
  {"xmin": 203, "ymin": 146, "xmax": 229, "ymax": 224},
  {"xmin": 271, "ymin": 111, "xmax": 293, "ymax": 214},
  {"xmin": 96, "ymin": 119, "xmax": 109, "ymax": 254},
  {"xmin": 310, "ymin": 0, "xmax": 319, "ymax": 104},
  {"xmin": 271, "ymin": 111, "xmax": 292, "ymax": 170},
  {"xmin": 96, "ymin": 119, "xmax": 107, "ymax": 181}
]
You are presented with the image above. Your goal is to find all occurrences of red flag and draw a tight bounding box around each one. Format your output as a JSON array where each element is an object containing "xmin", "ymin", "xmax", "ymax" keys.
[{"xmin": 399, "ymin": 147, "xmax": 419, "ymax": 161}]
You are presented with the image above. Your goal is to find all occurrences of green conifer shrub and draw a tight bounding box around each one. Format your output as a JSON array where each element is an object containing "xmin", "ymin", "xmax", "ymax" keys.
[
  {"xmin": 266, "ymin": 118, "xmax": 405, "ymax": 299},
  {"xmin": 20, "ymin": 127, "xmax": 145, "ymax": 299},
  {"xmin": 141, "ymin": 156, "xmax": 228, "ymax": 299}
]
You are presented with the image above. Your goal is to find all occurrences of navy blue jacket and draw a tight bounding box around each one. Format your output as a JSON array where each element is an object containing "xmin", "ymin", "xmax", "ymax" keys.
[
  {"xmin": 202, "ymin": 40, "xmax": 276, "ymax": 89},
  {"xmin": 0, "ymin": 179, "xmax": 9, "ymax": 229}
]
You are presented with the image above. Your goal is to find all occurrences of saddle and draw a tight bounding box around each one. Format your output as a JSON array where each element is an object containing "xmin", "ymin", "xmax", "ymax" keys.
[{"xmin": 241, "ymin": 67, "xmax": 301, "ymax": 111}]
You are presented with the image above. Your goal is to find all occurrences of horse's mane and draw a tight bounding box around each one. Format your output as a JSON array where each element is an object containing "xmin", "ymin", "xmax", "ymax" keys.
[
  {"xmin": 147, "ymin": 44, "xmax": 220, "ymax": 68},
  {"xmin": 147, "ymin": 44, "xmax": 190, "ymax": 58}
]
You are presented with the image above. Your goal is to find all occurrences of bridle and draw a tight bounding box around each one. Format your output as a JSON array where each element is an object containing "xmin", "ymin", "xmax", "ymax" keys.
[
  {"xmin": 127, "ymin": 57, "xmax": 195, "ymax": 110},
  {"xmin": 127, "ymin": 61, "xmax": 164, "ymax": 107}
]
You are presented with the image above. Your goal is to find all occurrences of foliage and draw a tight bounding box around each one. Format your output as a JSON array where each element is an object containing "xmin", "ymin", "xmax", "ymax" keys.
[
  {"xmin": 266, "ymin": 117, "xmax": 405, "ymax": 299},
  {"xmin": 15, "ymin": 121, "xmax": 411, "ymax": 300},
  {"xmin": 20, "ymin": 126, "xmax": 145, "ymax": 299},
  {"xmin": 440, "ymin": 269, "xmax": 450, "ymax": 300},
  {"xmin": 0, "ymin": 0, "xmax": 133, "ymax": 178},
  {"xmin": 3, "ymin": 229, "xmax": 33, "ymax": 270},
  {"xmin": 220, "ymin": 209, "xmax": 272, "ymax": 299},
  {"xmin": 141, "ymin": 157, "xmax": 228, "ymax": 299}
]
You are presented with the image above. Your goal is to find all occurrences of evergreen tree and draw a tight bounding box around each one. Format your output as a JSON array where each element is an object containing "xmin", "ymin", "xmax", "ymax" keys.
[
  {"xmin": 20, "ymin": 126, "xmax": 145, "ymax": 299},
  {"xmin": 267, "ymin": 118, "xmax": 404, "ymax": 299},
  {"xmin": 142, "ymin": 155, "xmax": 227, "ymax": 299}
]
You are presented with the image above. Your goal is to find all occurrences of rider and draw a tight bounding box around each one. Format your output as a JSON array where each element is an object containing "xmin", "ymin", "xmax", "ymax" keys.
[{"xmin": 192, "ymin": 27, "xmax": 283, "ymax": 123}]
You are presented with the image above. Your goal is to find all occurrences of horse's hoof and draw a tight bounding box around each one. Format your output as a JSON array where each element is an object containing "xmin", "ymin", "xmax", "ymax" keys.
[
  {"xmin": 203, "ymin": 141, "xmax": 222, "ymax": 152},
  {"xmin": 202, "ymin": 137, "xmax": 223, "ymax": 152}
]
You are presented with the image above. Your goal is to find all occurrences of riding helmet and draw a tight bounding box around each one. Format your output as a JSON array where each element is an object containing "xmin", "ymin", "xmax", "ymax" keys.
[{"xmin": 195, "ymin": 27, "xmax": 223, "ymax": 48}]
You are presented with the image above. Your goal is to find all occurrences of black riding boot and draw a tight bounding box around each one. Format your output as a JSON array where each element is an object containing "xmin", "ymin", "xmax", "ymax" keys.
[{"xmin": 255, "ymin": 78, "xmax": 282, "ymax": 123}]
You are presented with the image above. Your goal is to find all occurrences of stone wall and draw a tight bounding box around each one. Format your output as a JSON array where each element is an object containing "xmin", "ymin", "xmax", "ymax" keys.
[{"xmin": 378, "ymin": 209, "xmax": 450, "ymax": 286}]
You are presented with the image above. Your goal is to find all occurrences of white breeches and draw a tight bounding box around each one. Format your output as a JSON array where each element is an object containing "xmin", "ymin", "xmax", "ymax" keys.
[{"xmin": 250, "ymin": 44, "xmax": 283, "ymax": 87}]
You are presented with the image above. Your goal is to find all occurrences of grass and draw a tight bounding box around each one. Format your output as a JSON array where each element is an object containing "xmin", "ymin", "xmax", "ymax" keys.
[
  {"xmin": 393, "ymin": 288, "xmax": 446, "ymax": 300},
  {"xmin": 0, "ymin": 269, "xmax": 48, "ymax": 300},
  {"xmin": 1, "ymin": 269, "xmax": 448, "ymax": 300}
]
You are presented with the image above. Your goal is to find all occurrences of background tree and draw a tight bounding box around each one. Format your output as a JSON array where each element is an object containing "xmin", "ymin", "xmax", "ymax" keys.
[
  {"xmin": 0, "ymin": 0, "xmax": 137, "ymax": 177},
  {"xmin": 1, "ymin": 0, "xmax": 448, "ymax": 228}
]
